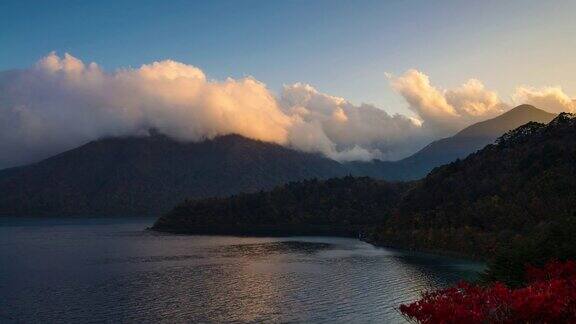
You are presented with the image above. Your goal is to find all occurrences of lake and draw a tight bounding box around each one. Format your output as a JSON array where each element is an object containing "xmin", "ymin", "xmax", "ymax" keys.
[{"xmin": 0, "ymin": 218, "xmax": 484, "ymax": 323}]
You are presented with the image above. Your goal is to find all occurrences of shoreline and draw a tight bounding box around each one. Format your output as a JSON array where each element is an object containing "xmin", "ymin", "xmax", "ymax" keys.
[
  {"xmin": 150, "ymin": 224, "xmax": 485, "ymax": 263},
  {"xmin": 148, "ymin": 223, "xmax": 366, "ymax": 238}
]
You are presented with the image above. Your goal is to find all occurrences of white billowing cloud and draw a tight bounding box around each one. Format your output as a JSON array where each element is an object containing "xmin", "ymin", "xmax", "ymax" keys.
[
  {"xmin": 1, "ymin": 53, "xmax": 574, "ymax": 169},
  {"xmin": 390, "ymin": 69, "xmax": 507, "ymax": 135},
  {"xmin": 512, "ymin": 86, "xmax": 576, "ymax": 113}
]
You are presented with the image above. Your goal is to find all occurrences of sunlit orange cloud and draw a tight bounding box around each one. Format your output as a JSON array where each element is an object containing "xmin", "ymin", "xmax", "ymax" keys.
[{"xmin": 512, "ymin": 86, "xmax": 576, "ymax": 113}]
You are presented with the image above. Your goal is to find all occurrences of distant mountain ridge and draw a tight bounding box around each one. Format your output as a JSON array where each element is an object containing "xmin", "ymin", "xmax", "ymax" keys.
[{"xmin": 347, "ymin": 105, "xmax": 556, "ymax": 180}]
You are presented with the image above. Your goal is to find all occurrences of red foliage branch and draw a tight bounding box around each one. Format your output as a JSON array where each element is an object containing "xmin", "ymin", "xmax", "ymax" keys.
[{"xmin": 400, "ymin": 260, "xmax": 576, "ymax": 323}]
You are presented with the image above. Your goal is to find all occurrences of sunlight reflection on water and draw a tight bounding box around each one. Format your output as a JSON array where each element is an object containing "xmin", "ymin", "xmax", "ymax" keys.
[{"xmin": 0, "ymin": 218, "xmax": 484, "ymax": 323}]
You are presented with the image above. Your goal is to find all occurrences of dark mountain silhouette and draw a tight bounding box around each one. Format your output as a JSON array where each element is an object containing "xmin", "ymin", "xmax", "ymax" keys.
[
  {"xmin": 0, "ymin": 133, "xmax": 348, "ymax": 216},
  {"xmin": 347, "ymin": 105, "xmax": 556, "ymax": 180}
]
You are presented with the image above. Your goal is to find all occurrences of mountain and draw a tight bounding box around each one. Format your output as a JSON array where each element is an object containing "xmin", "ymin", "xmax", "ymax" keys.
[
  {"xmin": 0, "ymin": 105, "xmax": 557, "ymax": 217},
  {"xmin": 347, "ymin": 105, "xmax": 556, "ymax": 180},
  {"xmin": 373, "ymin": 112, "xmax": 576, "ymax": 258},
  {"xmin": 152, "ymin": 176, "xmax": 410, "ymax": 236},
  {"xmin": 0, "ymin": 133, "xmax": 348, "ymax": 216}
]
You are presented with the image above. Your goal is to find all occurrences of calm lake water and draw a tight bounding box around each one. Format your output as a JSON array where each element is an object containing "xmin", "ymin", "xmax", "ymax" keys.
[{"xmin": 0, "ymin": 218, "xmax": 484, "ymax": 323}]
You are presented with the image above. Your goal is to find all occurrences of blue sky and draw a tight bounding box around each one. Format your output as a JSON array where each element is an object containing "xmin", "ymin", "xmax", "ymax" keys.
[{"xmin": 1, "ymin": 0, "xmax": 575, "ymax": 115}]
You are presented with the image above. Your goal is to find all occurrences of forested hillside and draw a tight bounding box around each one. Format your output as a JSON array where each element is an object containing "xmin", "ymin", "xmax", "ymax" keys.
[
  {"xmin": 153, "ymin": 177, "xmax": 410, "ymax": 236},
  {"xmin": 0, "ymin": 134, "xmax": 348, "ymax": 216},
  {"xmin": 373, "ymin": 113, "xmax": 576, "ymax": 259}
]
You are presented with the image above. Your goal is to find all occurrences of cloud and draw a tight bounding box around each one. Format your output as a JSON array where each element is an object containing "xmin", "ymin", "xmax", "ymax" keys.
[
  {"xmin": 0, "ymin": 53, "xmax": 573, "ymax": 169},
  {"xmin": 280, "ymin": 83, "xmax": 426, "ymax": 161},
  {"xmin": 512, "ymin": 86, "xmax": 576, "ymax": 113},
  {"xmin": 390, "ymin": 69, "xmax": 507, "ymax": 135}
]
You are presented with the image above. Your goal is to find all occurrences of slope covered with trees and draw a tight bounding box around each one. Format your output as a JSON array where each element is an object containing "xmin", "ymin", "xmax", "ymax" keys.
[
  {"xmin": 373, "ymin": 113, "xmax": 576, "ymax": 259},
  {"xmin": 152, "ymin": 177, "xmax": 410, "ymax": 236}
]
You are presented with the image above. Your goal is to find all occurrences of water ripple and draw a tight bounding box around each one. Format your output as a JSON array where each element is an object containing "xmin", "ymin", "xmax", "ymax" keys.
[{"xmin": 0, "ymin": 218, "xmax": 484, "ymax": 323}]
